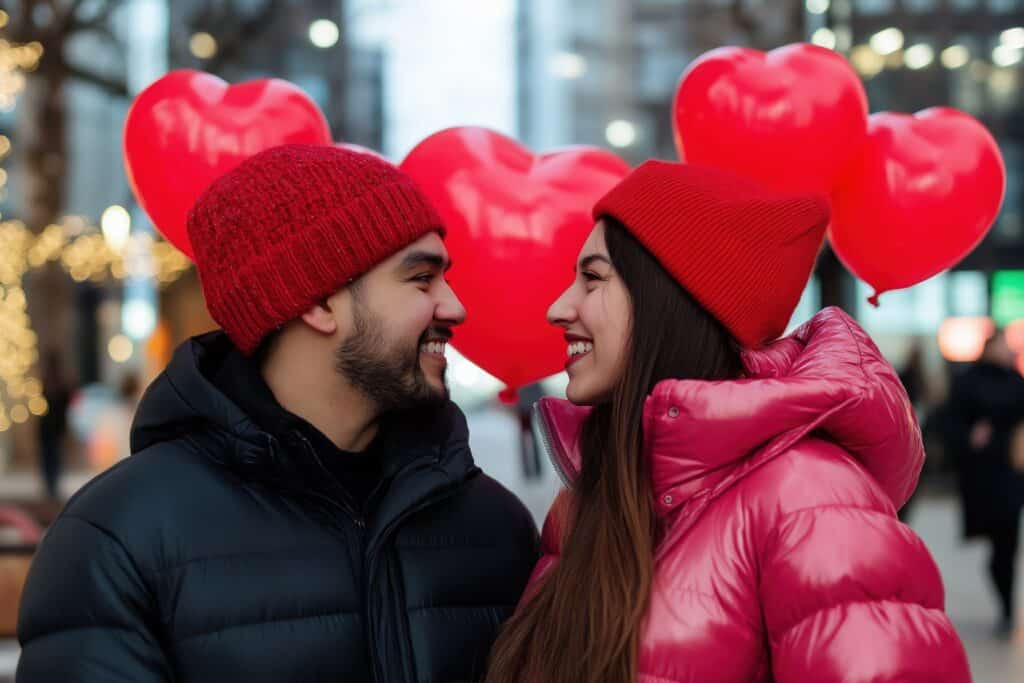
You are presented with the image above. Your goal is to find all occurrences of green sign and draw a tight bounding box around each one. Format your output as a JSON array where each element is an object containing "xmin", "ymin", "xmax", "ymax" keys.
[{"xmin": 991, "ymin": 270, "xmax": 1024, "ymax": 327}]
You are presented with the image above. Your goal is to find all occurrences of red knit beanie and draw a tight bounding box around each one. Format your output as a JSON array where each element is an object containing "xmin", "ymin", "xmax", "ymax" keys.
[
  {"xmin": 593, "ymin": 160, "xmax": 829, "ymax": 349},
  {"xmin": 187, "ymin": 144, "xmax": 444, "ymax": 355}
]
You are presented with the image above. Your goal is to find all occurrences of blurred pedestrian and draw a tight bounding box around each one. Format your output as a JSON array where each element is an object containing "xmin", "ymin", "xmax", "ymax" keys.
[
  {"xmin": 897, "ymin": 339, "xmax": 929, "ymax": 522},
  {"xmin": 899, "ymin": 339, "xmax": 928, "ymax": 408},
  {"xmin": 88, "ymin": 373, "xmax": 142, "ymax": 470},
  {"xmin": 37, "ymin": 350, "xmax": 73, "ymax": 501},
  {"xmin": 947, "ymin": 329, "xmax": 1024, "ymax": 638}
]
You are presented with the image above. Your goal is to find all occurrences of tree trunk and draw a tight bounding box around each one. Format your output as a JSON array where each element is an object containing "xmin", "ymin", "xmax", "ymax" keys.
[{"xmin": 13, "ymin": 37, "xmax": 77, "ymax": 472}]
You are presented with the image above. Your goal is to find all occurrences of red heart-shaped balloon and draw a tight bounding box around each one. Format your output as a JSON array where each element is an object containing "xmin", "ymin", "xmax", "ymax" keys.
[
  {"xmin": 831, "ymin": 107, "xmax": 1005, "ymax": 302},
  {"xmin": 123, "ymin": 70, "xmax": 331, "ymax": 258},
  {"xmin": 673, "ymin": 43, "xmax": 868, "ymax": 196},
  {"xmin": 400, "ymin": 127, "xmax": 630, "ymax": 398}
]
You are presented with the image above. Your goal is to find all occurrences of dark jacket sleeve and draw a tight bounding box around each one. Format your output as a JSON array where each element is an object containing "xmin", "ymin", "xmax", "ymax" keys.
[
  {"xmin": 16, "ymin": 514, "xmax": 173, "ymax": 682},
  {"xmin": 944, "ymin": 373, "xmax": 974, "ymax": 467}
]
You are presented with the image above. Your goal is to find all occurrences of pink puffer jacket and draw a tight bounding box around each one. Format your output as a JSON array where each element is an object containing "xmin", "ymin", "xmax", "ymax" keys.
[{"xmin": 529, "ymin": 308, "xmax": 971, "ymax": 682}]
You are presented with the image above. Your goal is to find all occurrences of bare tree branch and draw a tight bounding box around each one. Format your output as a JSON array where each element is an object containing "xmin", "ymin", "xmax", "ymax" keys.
[
  {"xmin": 728, "ymin": 0, "xmax": 760, "ymax": 43},
  {"xmin": 76, "ymin": 21, "xmax": 119, "ymax": 46},
  {"xmin": 68, "ymin": 0, "xmax": 89, "ymax": 20},
  {"xmin": 62, "ymin": 60, "xmax": 128, "ymax": 96},
  {"xmin": 72, "ymin": 0, "xmax": 125, "ymax": 32},
  {"xmin": 6, "ymin": 0, "xmax": 38, "ymax": 42},
  {"xmin": 41, "ymin": 0, "xmax": 72, "ymax": 38},
  {"xmin": 202, "ymin": 0, "xmax": 279, "ymax": 73}
]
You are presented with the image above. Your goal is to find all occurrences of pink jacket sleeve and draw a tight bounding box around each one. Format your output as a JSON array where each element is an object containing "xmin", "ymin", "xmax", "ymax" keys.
[
  {"xmin": 760, "ymin": 500, "xmax": 971, "ymax": 682},
  {"xmin": 519, "ymin": 490, "xmax": 571, "ymax": 605}
]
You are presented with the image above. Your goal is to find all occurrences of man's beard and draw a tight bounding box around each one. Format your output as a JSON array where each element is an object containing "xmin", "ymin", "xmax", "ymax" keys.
[{"xmin": 335, "ymin": 302, "xmax": 449, "ymax": 414}]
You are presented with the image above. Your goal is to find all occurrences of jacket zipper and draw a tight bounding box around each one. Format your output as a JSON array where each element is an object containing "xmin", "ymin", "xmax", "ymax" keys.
[
  {"xmin": 291, "ymin": 433, "xmax": 365, "ymax": 520},
  {"xmin": 290, "ymin": 434, "xmax": 375, "ymax": 679},
  {"xmin": 364, "ymin": 465, "xmax": 477, "ymax": 683},
  {"xmin": 531, "ymin": 403, "xmax": 574, "ymax": 489},
  {"xmin": 294, "ymin": 433, "xmax": 475, "ymax": 682}
]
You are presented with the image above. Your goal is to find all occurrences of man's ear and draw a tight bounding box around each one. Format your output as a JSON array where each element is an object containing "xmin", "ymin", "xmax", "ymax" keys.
[{"xmin": 300, "ymin": 297, "xmax": 339, "ymax": 335}]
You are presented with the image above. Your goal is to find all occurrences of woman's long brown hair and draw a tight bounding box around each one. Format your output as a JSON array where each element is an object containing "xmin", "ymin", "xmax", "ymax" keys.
[{"xmin": 486, "ymin": 218, "xmax": 743, "ymax": 682}]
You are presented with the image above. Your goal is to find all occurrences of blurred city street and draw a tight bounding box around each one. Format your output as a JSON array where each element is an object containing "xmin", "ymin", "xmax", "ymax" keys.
[
  {"xmin": 0, "ymin": 405, "xmax": 1018, "ymax": 680},
  {"xmin": 464, "ymin": 407, "xmax": 1024, "ymax": 683},
  {"xmin": 1, "ymin": 0, "xmax": 1023, "ymax": 680}
]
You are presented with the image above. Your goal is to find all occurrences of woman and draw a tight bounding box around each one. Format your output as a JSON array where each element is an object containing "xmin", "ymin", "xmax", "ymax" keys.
[{"xmin": 487, "ymin": 161, "xmax": 970, "ymax": 682}]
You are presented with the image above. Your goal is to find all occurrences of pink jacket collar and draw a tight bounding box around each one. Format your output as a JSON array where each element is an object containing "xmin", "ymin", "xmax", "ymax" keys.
[{"xmin": 533, "ymin": 307, "xmax": 923, "ymax": 517}]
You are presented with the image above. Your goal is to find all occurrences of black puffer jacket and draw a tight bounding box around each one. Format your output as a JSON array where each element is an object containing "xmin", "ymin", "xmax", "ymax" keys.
[
  {"xmin": 947, "ymin": 360, "xmax": 1024, "ymax": 537},
  {"xmin": 17, "ymin": 333, "xmax": 538, "ymax": 682}
]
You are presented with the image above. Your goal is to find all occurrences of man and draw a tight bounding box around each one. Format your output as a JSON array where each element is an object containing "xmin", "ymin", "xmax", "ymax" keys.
[
  {"xmin": 947, "ymin": 330, "xmax": 1024, "ymax": 639},
  {"xmin": 17, "ymin": 145, "xmax": 539, "ymax": 682}
]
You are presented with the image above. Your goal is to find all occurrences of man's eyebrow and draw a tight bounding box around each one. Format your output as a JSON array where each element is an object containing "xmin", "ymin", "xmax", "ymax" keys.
[{"xmin": 399, "ymin": 251, "xmax": 452, "ymax": 272}]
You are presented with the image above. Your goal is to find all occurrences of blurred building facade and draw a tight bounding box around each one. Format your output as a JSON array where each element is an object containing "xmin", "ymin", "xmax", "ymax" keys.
[{"xmin": 0, "ymin": 0, "xmax": 1023, "ymax": 471}]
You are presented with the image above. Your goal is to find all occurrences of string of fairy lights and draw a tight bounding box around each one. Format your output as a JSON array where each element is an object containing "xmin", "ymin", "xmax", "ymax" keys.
[
  {"xmin": 0, "ymin": 11, "xmax": 192, "ymax": 432},
  {"xmin": 0, "ymin": 220, "xmax": 192, "ymax": 436}
]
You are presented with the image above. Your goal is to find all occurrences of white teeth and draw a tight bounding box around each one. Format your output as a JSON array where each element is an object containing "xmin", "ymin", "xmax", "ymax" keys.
[
  {"xmin": 421, "ymin": 341, "xmax": 447, "ymax": 355},
  {"xmin": 567, "ymin": 342, "xmax": 594, "ymax": 358}
]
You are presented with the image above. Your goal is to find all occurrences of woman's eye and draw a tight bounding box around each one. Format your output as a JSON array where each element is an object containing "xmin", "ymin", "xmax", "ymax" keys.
[
  {"xmin": 582, "ymin": 271, "xmax": 601, "ymax": 282},
  {"xmin": 413, "ymin": 273, "xmax": 433, "ymax": 283}
]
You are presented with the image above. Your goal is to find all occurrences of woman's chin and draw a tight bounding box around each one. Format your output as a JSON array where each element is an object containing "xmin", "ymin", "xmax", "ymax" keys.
[{"xmin": 565, "ymin": 380, "xmax": 610, "ymax": 407}]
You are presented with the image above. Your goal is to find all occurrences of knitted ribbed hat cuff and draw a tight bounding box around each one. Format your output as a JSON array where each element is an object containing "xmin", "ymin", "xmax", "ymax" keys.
[
  {"xmin": 591, "ymin": 160, "xmax": 829, "ymax": 349},
  {"xmin": 209, "ymin": 179, "xmax": 443, "ymax": 354}
]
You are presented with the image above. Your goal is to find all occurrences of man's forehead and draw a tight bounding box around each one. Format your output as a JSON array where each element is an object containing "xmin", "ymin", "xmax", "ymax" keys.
[{"xmin": 393, "ymin": 233, "xmax": 449, "ymax": 265}]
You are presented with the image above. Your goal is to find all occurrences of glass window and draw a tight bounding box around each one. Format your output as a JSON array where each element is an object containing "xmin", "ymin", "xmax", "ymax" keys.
[
  {"xmin": 856, "ymin": 274, "xmax": 948, "ymax": 334},
  {"xmin": 854, "ymin": 0, "xmax": 894, "ymax": 14},
  {"xmin": 949, "ymin": 271, "xmax": 989, "ymax": 316},
  {"xmin": 988, "ymin": 0, "xmax": 1022, "ymax": 13},
  {"xmin": 372, "ymin": 0, "xmax": 518, "ymax": 157},
  {"xmin": 950, "ymin": 0, "xmax": 979, "ymax": 12},
  {"xmin": 787, "ymin": 277, "xmax": 821, "ymax": 333},
  {"xmin": 903, "ymin": 0, "xmax": 937, "ymax": 11}
]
